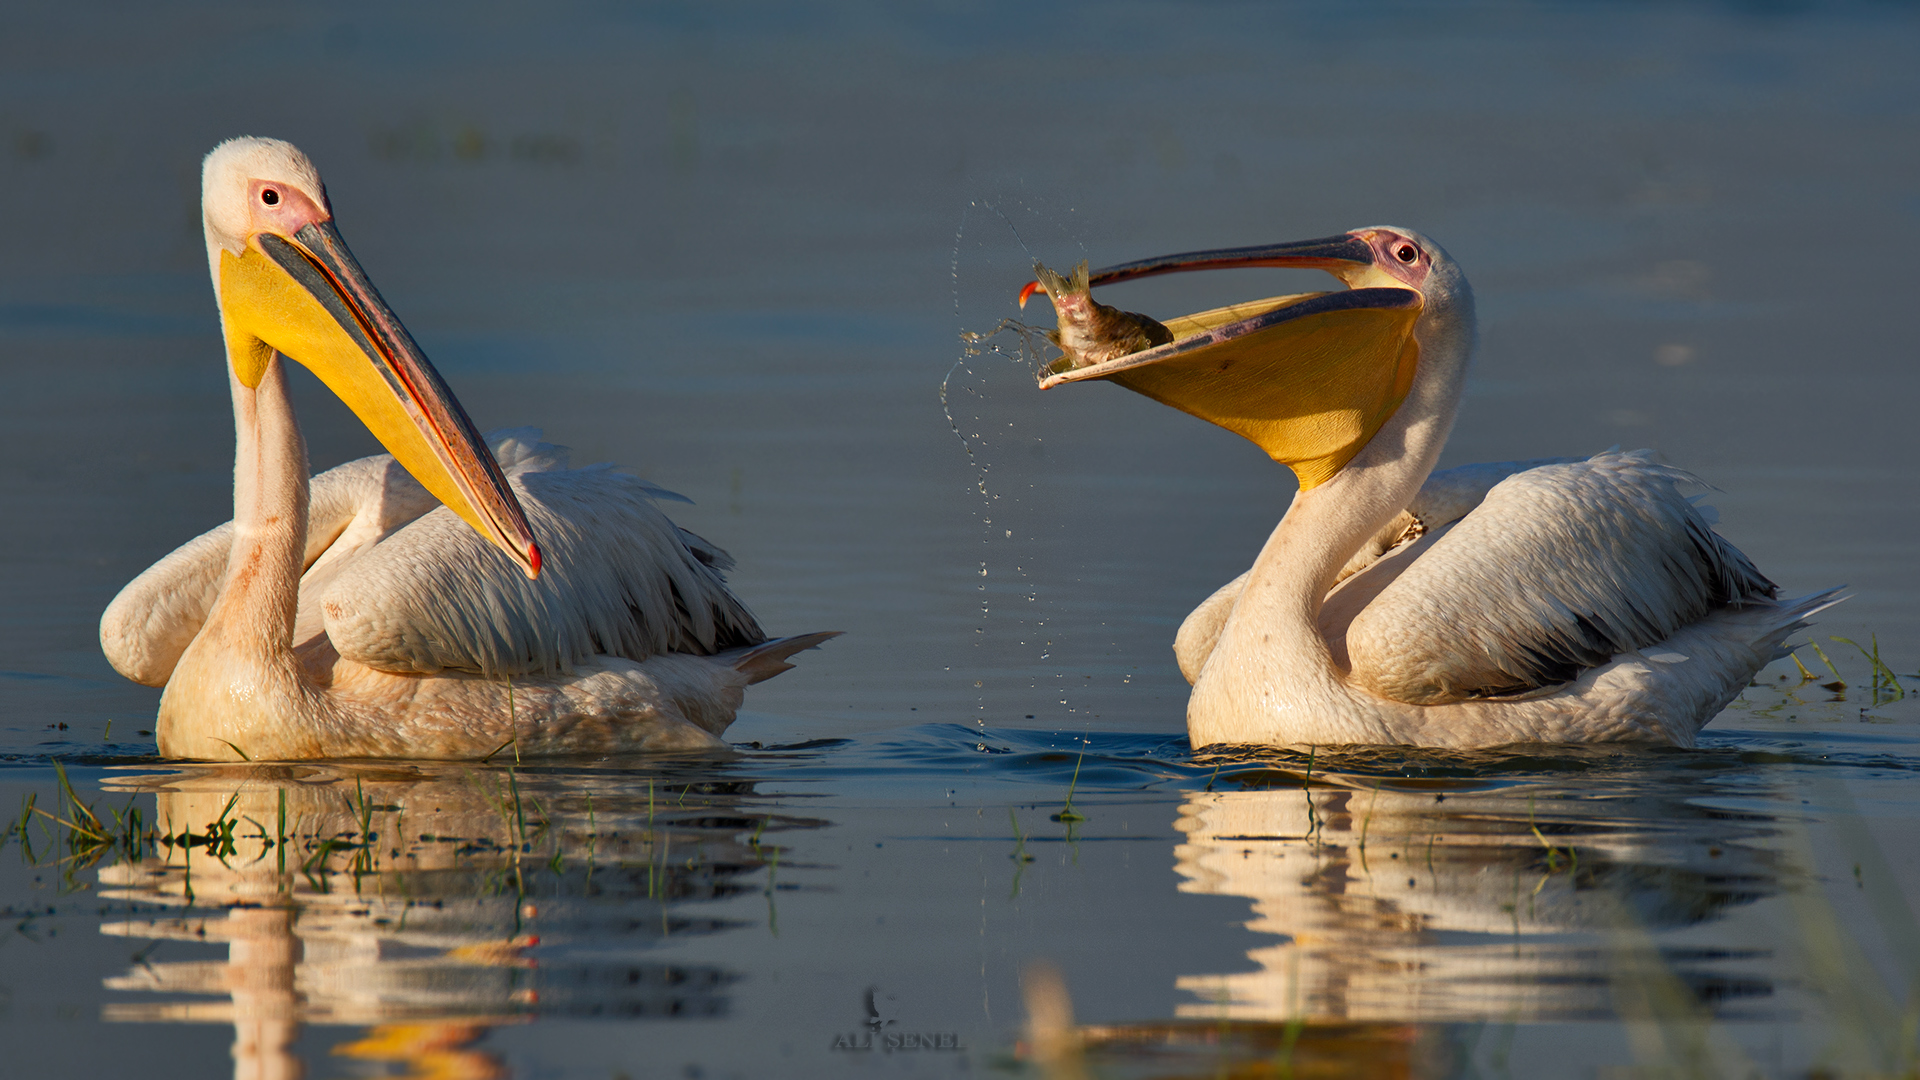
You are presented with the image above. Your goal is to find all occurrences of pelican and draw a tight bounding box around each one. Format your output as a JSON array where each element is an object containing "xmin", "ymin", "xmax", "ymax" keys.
[
  {"xmin": 1035, "ymin": 227, "xmax": 1838, "ymax": 748},
  {"xmin": 100, "ymin": 137, "xmax": 834, "ymax": 761}
]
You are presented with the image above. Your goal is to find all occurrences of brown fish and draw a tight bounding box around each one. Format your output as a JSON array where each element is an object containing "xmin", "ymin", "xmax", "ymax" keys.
[{"xmin": 1021, "ymin": 260, "xmax": 1172, "ymax": 371}]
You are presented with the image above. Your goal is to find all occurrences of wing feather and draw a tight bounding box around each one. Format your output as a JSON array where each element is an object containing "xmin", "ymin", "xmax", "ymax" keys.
[
  {"xmin": 319, "ymin": 466, "xmax": 765, "ymax": 676},
  {"xmin": 1175, "ymin": 457, "xmax": 1580, "ymax": 684},
  {"xmin": 101, "ymin": 427, "xmax": 745, "ymax": 685},
  {"xmin": 99, "ymin": 523, "xmax": 235, "ymax": 687},
  {"xmin": 100, "ymin": 452, "xmax": 440, "ymax": 686},
  {"xmin": 1343, "ymin": 451, "xmax": 1776, "ymax": 705}
]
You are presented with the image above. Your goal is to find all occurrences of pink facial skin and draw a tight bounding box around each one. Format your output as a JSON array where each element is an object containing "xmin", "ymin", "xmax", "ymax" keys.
[
  {"xmin": 246, "ymin": 177, "xmax": 330, "ymax": 240},
  {"xmin": 1351, "ymin": 228, "xmax": 1434, "ymax": 290}
]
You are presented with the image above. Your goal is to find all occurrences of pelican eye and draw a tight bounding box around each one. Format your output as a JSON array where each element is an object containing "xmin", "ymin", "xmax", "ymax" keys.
[
  {"xmin": 1393, "ymin": 243, "xmax": 1417, "ymax": 264},
  {"xmin": 261, "ymin": 188, "xmax": 280, "ymax": 206}
]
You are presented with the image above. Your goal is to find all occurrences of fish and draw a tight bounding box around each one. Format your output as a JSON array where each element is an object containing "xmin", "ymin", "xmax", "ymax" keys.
[{"xmin": 1022, "ymin": 260, "xmax": 1172, "ymax": 372}]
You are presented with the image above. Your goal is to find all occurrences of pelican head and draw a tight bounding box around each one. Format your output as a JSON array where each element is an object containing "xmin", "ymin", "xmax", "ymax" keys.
[
  {"xmin": 1327, "ymin": 226, "xmax": 1474, "ymax": 330},
  {"xmin": 1035, "ymin": 226, "xmax": 1475, "ymax": 489},
  {"xmin": 201, "ymin": 137, "xmax": 541, "ymax": 578}
]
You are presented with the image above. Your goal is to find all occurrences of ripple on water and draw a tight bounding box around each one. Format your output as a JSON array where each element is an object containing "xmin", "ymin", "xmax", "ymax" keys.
[{"xmin": 2, "ymin": 705, "xmax": 1916, "ymax": 1076}]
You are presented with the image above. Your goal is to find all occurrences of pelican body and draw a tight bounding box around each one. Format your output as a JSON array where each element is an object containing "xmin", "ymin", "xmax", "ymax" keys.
[
  {"xmin": 1037, "ymin": 228, "xmax": 1836, "ymax": 749},
  {"xmin": 101, "ymin": 138, "xmax": 833, "ymax": 761}
]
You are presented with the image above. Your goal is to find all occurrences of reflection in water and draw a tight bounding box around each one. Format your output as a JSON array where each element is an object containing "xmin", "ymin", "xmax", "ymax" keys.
[
  {"xmin": 92, "ymin": 763, "xmax": 820, "ymax": 1079},
  {"xmin": 25, "ymin": 726, "xmax": 1903, "ymax": 1078},
  {"xmin": 1020, "ymin": 956, "xmax": 1460, "ymax": 1079},
  {"xmin": 1007, "ymin": 746, "xmax": 1824, "ymax": 1079},
  {"xmin": 1169, "ymin": 761, "xmax": 1779, "ymax": 1025}
]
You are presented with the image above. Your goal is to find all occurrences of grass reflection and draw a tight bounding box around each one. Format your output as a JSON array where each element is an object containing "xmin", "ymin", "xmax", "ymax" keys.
[
  {"xmin": 1014, "ymin": 730, "xmax": 1920, "ymax": 1078},
  {"xmin": 21, "ymin": 762, "xmax": 829, "ymax": 1078},
  {"xmin": 8, "ymin": 719, "xmax": 1919, "ymax": 1077}
]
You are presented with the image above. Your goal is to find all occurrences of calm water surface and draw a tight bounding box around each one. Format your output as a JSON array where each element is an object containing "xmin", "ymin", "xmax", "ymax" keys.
[{"xmin": 4, "ymin": 1, "xmax": 1919, "ymax": 1076}]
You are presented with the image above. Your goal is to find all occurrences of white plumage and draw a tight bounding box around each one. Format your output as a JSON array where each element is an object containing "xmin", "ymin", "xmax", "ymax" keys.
[
  {"xmin": 1342, "ymin": 451, "xmax": 1777, "ymax": 705},
  {"xmin": 315, "ymin": 434, "xmax": 762, "ymax": 678},
  {"xmin": 101, "ymin": 137, "xmax": 832, "ymax": 760},
  {"xmin": 104, "ymin": 430, "xmax": 764, "ymax": 685},
  {"xmin": 1043, "ymin": 225, "xmax": 1838, "ymax": 748}
]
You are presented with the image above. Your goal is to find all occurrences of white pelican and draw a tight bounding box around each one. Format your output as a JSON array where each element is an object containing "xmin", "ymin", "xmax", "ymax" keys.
[
  {"xmin": 1036, "ymin": 227, "xmax": 1838, "ymax": 749},
  {"xmin": 100, "ymin": 137, "xmax": 834, "ymax": 761}
]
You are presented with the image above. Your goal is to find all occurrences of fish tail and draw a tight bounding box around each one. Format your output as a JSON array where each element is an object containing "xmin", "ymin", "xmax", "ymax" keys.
[{"xmin": 1031, "ymin": 261, "xmax": 1074, "ymax": 300}]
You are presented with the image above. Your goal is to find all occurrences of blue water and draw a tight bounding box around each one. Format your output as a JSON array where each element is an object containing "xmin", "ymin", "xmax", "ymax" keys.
[{"xmin": 5, "ymin": 0, "xmax": 1920, "ymax": 1076}]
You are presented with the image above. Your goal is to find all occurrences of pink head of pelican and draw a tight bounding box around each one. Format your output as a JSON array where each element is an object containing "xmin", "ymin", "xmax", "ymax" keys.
[
  {"xmin": 1035, "ymin": 227, "xmax": 1839, "ymax": 749},
  {"xmin": 199, "ymin": 138, "xmax": 541, "ymax": 578}
]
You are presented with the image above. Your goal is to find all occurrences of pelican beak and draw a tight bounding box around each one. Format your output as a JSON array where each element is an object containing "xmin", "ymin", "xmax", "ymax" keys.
[
  {"xmin": 215, "ymin": 220, "xmax": 542, "ymax": 578},
  {"xmin": 1079, "ymin": 233, "xmax": 1377, "ymax": 289},
  {"xmin": 1034, "ymin": 232, "xmax": 1422, "ymax": 490}
]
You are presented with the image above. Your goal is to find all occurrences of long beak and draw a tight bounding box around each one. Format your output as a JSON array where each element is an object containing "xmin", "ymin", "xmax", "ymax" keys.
[
  {"xmin": 216, "ymin": 222, "xmax": 542, "ymax": 578},
  {"xmin": 1082, "ymin": 232, "xmax": 1376, "ymax": 288},
  {"xmin": 1032, "ymin": 232, "xmax": 1421, "ymax": 490},
  {"xmin": 1018, "ymin": 234, "xmax": 1375, "ymax": 302}
]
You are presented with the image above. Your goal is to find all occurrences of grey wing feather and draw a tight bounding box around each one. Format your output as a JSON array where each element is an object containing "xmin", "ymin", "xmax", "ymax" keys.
[
  {"xmin": 1344, "ymin": 451, "xmax": 1776, "ymax": 705},
  {"xmin": 320, "ymin": 465, "xmax": 765, "ymax": 676},
  {"xmin": 676, "ymin": 526, "xmax": 737, "ymax": 572}
]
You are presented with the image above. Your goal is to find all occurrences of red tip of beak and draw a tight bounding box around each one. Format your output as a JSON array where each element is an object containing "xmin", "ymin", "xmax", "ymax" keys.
[
  {"xmin": 1017, "ymin": 280, "xmax": 1043, "ymax": 309},
  {"xmin": 527, "ymin": 542, "xmax": 543, "ymax": 579}
]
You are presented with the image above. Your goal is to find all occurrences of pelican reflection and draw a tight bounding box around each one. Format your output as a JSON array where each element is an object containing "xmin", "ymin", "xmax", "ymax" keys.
[
  {"xmin": 1170, "ymin": 766, "xmax": 1781, "ymax": 1024},
  {"xmin": 94, "ymin": 764, "xmax": 819, "ymax": 1078}
]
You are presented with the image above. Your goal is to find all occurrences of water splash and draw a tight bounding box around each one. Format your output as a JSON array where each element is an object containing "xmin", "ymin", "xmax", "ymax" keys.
[{"xmin": 944, "ymin": 196, "xmax": 1090, "ymax": 734}]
